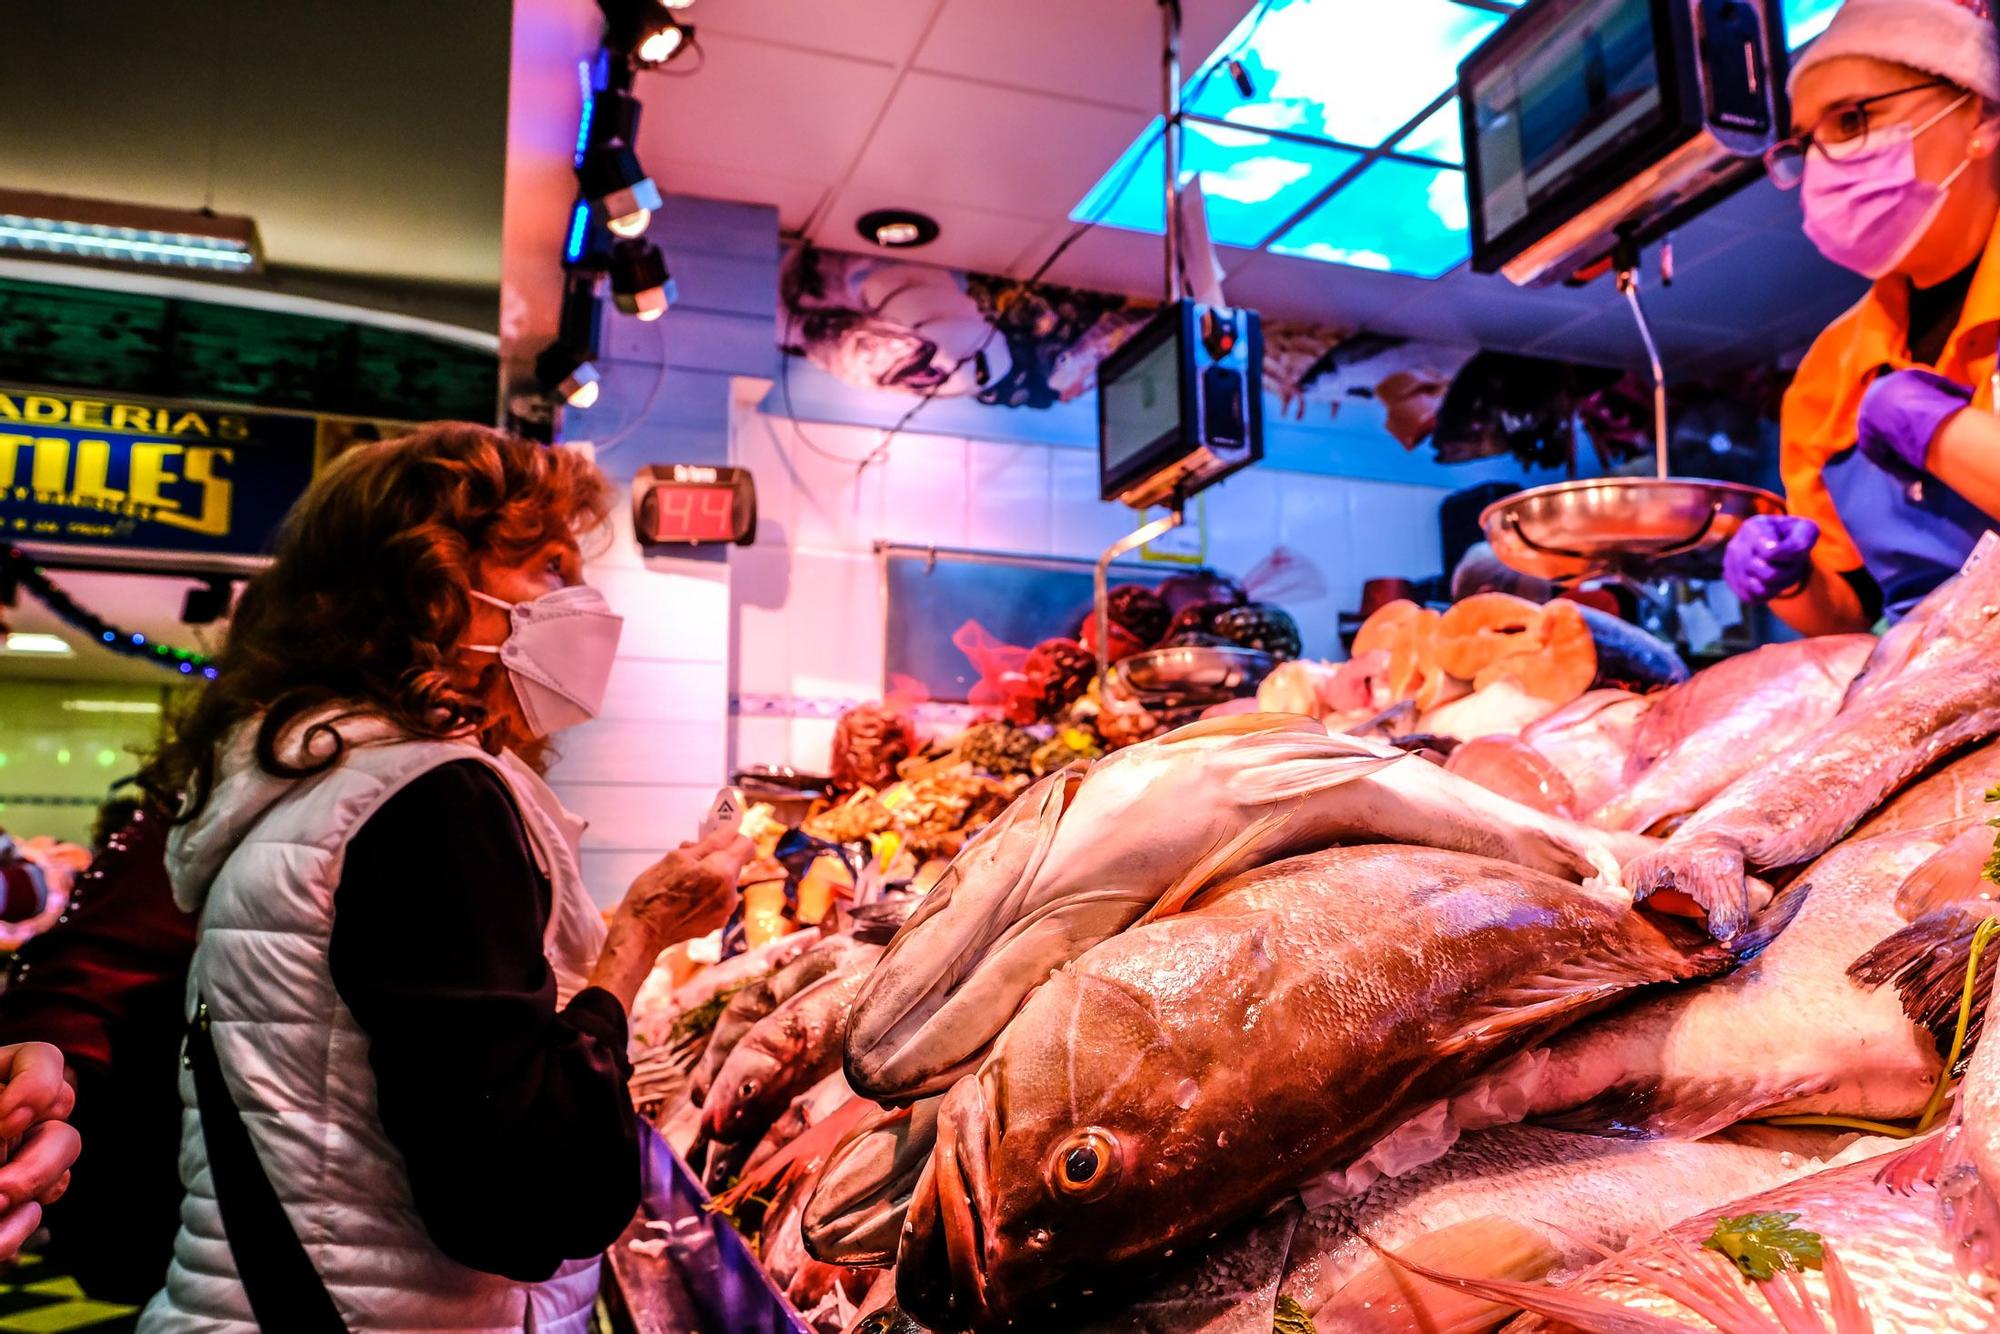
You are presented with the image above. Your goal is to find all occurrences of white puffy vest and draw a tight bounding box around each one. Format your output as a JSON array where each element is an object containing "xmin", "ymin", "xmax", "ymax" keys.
[{"xmin": 140, "ymin": 715, "xmax": 611, "ymax": 1333}]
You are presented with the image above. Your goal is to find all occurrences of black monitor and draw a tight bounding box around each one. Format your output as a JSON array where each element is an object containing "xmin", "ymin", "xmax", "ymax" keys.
[
  {"xmin": 1460, "ymin": 0, "xmax": 1786, "ymax": 286},
  {"xmin": 1097, "ymin": 299, "xmax": 1263, "ymax": 507}
]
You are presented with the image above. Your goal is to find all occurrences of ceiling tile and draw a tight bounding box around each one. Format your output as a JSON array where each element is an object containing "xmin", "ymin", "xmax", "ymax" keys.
[
  {"xmin": 692, "ymin": 0, "xmax": 943, "ymax": 66},
  {"xmin": 1034, "ymin": 223, "xmax": 1187, "ymax": 302},
  {"xmin": 916, "ymin": 0, "xmax": 1257, "ymax": 113},
  {"xmin": 813, "ymin": 192, "xmax": 1054, "ymax": 277},
  {"xmin": 1221, "ymin": 251, "xmax": 1422, "ymax": 328},
  {"xmin": 1613, "ymin": 229, "xmax": 1865, "ymax": 332},
  {"xmin": 1268, "ymin": 158, "xmax": 1470, "ymax": 278},
  {"xmin": 1525, "ymin": 306, "xmax": 1751, "ymax": 371},
  {"xmin": 653, "ymin": 159, "xmax": 828, "ymax": 232},
  {"xmin": 634, "ymin": 32, "xmax": 900, "ymax": 184},
  {"xmin": 845, "ymin": 73, "xmax": 1152, "ymax": 221},
  {"xmin": 1382, "ymin": 272, "xmax": 1605, "ymax": 351}
]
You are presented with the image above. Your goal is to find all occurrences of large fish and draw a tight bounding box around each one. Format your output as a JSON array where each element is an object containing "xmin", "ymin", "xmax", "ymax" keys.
[
  {"xmin": 806, "ymin": 1097, "xmax": 945, "ymax": 1267},
  {"xmin": 1281, "ymin": 1126, "xmax": 1895, "ymax": 1332},
  {"xmin": 694, "ymin": 934, "xmax": 879, "ymax": 1103},
  {"xmin": 894, "ymin": 844, "xmax": 1763, "ymax": 1330},
  {"xmin": 1409, "ymin": 1145, "xmax": 1997, "ymax": 1331},
  {"xmin": 846, "ymin": 715, "xmax": 1638, "ymax": 1102},
  {"xmin": 1588, "ymin": 635, "xmax": 1876, "ymax": 835},
  {"xmin": 705, "ymin": 963, "xmax": 877, "ymax": 1145},
  {"xmin": 1626, "ymin": 551, "xmax": 2000, "ymax": 940},
  {"xmin": 1483, "ymin": 828, "xmax": 1953, "ymax": 1139}
]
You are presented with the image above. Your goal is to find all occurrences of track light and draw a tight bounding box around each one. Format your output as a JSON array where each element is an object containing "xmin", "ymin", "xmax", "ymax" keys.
[
  {"xmin": 599, "ymin": 0, "xmax": 695, "ymax": 68},
  {"xmin": 538, "ymin": 270, "xmax": 605, "ymax": 410},
  {"xmin": 578, "ymin": 86, "xmax": 662, "ymax": 237},
  {"xmin": 537, "ymin": 348, "xmax": 602, "ymax": 408},
  {"xmin": 610, "ymin": 238, "xmax": 674, "ymax": 321}
]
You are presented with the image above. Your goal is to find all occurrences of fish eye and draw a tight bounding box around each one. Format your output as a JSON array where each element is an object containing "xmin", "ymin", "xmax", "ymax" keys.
[
  {"xmin": 739, "ymin": 1079, "xmax": 758, "ymax": 1100},
  {"xmin": 1045, "ymin": 1127, "xmax": 1121, "ymax": 1202}
]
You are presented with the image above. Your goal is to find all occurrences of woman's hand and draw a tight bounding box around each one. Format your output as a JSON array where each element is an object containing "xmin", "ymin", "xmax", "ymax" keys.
[
  {"xmin": 0, "ymin": 1043, "xmax": 80, "ymax": 1259},
  {"xmin": 622, "ymin": 828, "xmax": 756, "ymax": 944},
  {"xmin": 588, "ymin": 828, "xmax": 756, "ymax": 1010}
]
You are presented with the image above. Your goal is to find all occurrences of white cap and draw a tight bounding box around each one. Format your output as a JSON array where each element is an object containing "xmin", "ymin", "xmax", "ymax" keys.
[{"xmin": 1789, "ymin": 0, "xmax": 2000, "ymax": 104}]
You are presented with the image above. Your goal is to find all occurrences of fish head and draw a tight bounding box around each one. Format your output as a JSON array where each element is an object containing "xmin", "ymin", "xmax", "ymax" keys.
[
  {"xmin": 898, "ymin": 970, "xmax": 1220, "ymax": 1330},
  {"xmin": 702, "ymin": 1032, "xmax": 793, "ymax": 1144},
  {"xmin": 803, "ymin": 1097, "xmax": 942, "ymax": 1266},
  {"xmin": 846, "ymin": 770, "xmax": 1080, "ymax": 1099}
]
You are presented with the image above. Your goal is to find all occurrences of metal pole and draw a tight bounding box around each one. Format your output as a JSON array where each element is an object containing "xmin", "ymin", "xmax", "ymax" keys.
[
  {"xmin": 1095, "ymin": 508, "xmax": 1185, "ymax": 685},
  {"xmin": 1617, "ymin": 265, "xmax": 1670, "ymax": 480},
  {"xmin": 1162, "ymin": 0, "xmax": 1182, "ymax": 303}
]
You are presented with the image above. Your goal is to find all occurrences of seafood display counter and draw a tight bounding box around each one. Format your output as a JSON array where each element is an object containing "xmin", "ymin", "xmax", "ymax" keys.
[{"xmin": 626, "ymin": 549, "xmax": 2000, "ymax": 1332}]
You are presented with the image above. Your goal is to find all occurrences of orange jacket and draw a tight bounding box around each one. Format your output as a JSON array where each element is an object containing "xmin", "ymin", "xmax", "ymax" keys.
[{"xmin": 1780, "ymin": 224, "xmax": 2000, "ymax": 573}]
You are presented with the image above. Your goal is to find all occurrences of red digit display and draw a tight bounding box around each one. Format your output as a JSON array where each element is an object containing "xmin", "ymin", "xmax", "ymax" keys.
[{"xmin": 651, "ymin": 484, "xmax": 738, "ymax": 542}]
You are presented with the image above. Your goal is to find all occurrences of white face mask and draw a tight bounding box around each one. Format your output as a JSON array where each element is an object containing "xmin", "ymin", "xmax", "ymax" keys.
[{"xmin": 465, "ymin": 585, "xmax": 624, "ymax": 737}]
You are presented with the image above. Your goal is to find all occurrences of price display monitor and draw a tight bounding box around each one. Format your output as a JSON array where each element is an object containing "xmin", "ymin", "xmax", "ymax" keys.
[{"xmin": 632, "ymin": 464, "xmax": 758, "ymax": 546}]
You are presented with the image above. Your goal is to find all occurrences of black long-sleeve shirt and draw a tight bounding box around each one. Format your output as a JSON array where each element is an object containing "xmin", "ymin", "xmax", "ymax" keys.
[{"xmin": 326, "ymin": 760, "xmax": 639, "ymax": 1283}]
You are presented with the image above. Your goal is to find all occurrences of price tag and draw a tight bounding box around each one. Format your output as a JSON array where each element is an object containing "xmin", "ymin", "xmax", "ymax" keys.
[
  {"xmin": 1140, "ymin": 497, "xmax": 1208, "ymax": 565},
  {"xmin": 701, "ymin": 786, "xmax": 746, "ymax": 839},
  {"xmin": 1962, "ymin": 530, "xmax": 1999, "ymax": 577}
]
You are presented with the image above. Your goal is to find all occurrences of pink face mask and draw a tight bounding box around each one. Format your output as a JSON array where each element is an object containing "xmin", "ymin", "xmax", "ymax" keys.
[{"xmin": 1802, "ymin": 93, "xmax": 1973, "ymax": 279}]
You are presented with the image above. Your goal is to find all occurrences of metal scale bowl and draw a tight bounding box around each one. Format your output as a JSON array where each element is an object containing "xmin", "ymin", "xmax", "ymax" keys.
[{"xmin": 1482, "ymin": 257, "xmax": 1784, "ymax": 597}]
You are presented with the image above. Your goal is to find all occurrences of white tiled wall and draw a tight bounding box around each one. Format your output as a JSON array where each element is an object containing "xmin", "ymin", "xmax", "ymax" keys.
[{"xmin": 727, "ymin": 406, "xmax": 1452, "ymax": 775}]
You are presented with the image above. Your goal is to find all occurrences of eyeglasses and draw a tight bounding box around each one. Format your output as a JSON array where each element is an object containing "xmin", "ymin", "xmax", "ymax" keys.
[{"xmin": 1764, "ymin": 80, "xmax": 1955, "ymax": 189}]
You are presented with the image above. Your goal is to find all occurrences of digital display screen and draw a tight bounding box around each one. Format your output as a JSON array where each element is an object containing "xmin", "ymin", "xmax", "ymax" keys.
[
  {"xmin": 1099, "ymin": 335, "xmax": 1182, "ymax": 477},
  {"xmin": 1471, "ymin": 0, "xmax": 1662, "ymax": 238},
  {"xmin": 647, "ymin": 483, "xmax": 739, "ymax": 543}
]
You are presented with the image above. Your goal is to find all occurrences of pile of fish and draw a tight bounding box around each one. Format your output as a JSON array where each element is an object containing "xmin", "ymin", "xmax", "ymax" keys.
[{"xmin": 643, "ymin": 548, "xmax": 2000, "ymax": 1333}]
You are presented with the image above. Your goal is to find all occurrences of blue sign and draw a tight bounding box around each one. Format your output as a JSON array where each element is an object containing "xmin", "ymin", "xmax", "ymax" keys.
[{"xmin": 0, "ymin": 387, "xmax": 376, "ymax": 571}]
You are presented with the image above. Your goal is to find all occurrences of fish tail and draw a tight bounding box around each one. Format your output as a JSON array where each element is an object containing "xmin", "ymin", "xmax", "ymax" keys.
[
  {"xmin": 1627, "ymin": 839, "xmax": 1754, "ymax": 942},
  {"xmin": 1848, "ymin": 907, "xmax": 1996, "ymax": 1066}
]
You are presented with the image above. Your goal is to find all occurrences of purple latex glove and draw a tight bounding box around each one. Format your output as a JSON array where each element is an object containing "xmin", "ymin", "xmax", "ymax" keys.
[
  {"xmin": 1857, "ymin": 369, "xmax": 1974, "ymax": 483},
  {"xmin": 1723, "ymin": 514, "xmax": 1820, "ymax": 604}
]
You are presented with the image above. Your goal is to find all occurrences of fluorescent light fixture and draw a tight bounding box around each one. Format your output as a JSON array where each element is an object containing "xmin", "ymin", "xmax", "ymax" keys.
[
  {"xmin": 1783, "ymin": 0, "xmax": 1843, "ymax": 47},
  {"xmin": 3, "ymin": 632, "xmax": 74, "ymax": 656},
  {"xmin": 1394, "ymin": 99, "xmax": 1465, "ymax": 166},
  {"xmin": 1071, "ymin": 116, "xmax": 1363, "ymax": 247},
  {"xmin": 61, "ymin": 699, "xmax": 164, "ymax": 714},
  {"xmin": 1270, "ymin": 159, "xmax": 1472, "ymax": 279},
  {"xmin": 0, "ymin": 189, "xmax": 261, "ymax": 274},
  {"xmin": 1182, "ymin": 0, "xmax": 1504, "ymax": 148}
]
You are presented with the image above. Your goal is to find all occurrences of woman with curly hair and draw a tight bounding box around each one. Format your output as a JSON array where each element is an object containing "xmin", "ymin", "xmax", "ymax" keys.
[{"xmin": 138, "ymin": 423, "xmax": 751, "ymax": 1333}]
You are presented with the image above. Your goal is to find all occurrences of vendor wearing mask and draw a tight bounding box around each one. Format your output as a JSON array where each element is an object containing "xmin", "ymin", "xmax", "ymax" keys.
[
  {"xmin": 1724, "ymin": 0, "xmax": 2000, "ymax": 632},
  {"xmin": 140, "ymin": 424, "xmax": 752, "ymax": 1332}
]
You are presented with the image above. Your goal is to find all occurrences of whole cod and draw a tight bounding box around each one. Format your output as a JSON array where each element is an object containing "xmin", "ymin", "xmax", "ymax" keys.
[
  {"xmin": 894, "ymin": 844, "xmax": 1758, "ymax": 1331},
  {"xmin": 847, "ymin": 714, "xmax": 1639, "ymax": 1102}
]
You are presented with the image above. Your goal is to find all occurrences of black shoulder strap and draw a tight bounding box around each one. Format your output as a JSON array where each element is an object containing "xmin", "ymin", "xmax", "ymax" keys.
[{"xmin": 186, "ymin": 998, "xmax": 349, "ymax": 1333}]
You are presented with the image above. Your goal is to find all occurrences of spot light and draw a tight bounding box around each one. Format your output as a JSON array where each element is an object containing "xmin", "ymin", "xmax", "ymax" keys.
[{"xmin": 856, "ymin": 208, "xmax": 940, "ymax": 249}]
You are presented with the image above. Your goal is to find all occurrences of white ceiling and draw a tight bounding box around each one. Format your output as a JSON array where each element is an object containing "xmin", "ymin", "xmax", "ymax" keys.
[{"xmin": 628, "ymin": 0, "xmax": 1867, "ymax": 375}]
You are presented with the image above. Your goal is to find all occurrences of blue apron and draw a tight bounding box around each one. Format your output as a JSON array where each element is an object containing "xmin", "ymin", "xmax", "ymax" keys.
[{"xmin": 1823, "ymin": 446, "xmax": 1998, "ymax": 622}]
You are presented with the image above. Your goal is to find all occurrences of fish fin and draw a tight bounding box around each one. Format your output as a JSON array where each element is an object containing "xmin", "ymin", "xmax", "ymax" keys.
[
  {"xmin": 1221, "ymin": 733, "xmax": 1406, "ymax": 807},
  {"xmin": 1436, "ymin": 890, "xmax": 1801, "ymax": 1062},
  {"xmin": 1874, "ymin": 1133, "xmax": 1949, "ymax": 1196},
  {"xmin": 1364, "ymin": 1233, "xmax": 1730, "ymax": 1334},
  {"xmin": 1317, "ymin": 1218, "xmax": 1560, "ymax": 1331},
  {"xmin": 1138, "ymin": 809, "xmax": 1298, "ymax": 923},
  {"xmin": 1848, "ymin": 907, "xmax": 1995, "ymax": 1065},
  {"xmin": 1895, "ymin": 825, "xmax": 1995, "ymax": 919},
  {"xmin": 1626, "ymin": 838, "xmax": 1754, "ymax": 942}
]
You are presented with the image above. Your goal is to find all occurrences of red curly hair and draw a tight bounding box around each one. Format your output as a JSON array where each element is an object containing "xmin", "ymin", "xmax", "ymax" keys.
[{"xmin": 166, "ymin": 422, "xmax": 612, "ymax": 820}]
